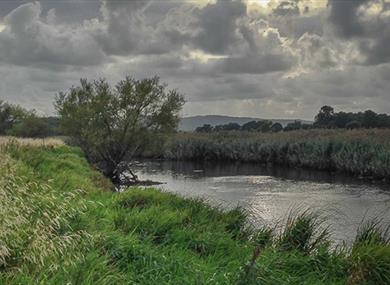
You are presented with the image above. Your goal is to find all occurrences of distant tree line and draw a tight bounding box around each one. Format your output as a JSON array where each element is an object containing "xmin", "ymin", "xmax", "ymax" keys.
[
  {"xmin": 314, "ymin": 106, "xmax": 390, "ymax": 129},
  {"xmin": 196, "ymin": 120, "xmax": 286, "ymax": 133},
  {"xmin": 195, "ymin": 120, "xmax": 313, "ymax": 133},
  {"xmin": 196, "ymin": 106, "xmax": 390, "ymax": 133},
  {"xmin": 0, "ymin": 100, "xmax": 61, "ymax": 137}
]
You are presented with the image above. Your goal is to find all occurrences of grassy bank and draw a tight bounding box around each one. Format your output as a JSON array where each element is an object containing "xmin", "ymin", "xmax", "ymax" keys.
[
  {"xmin": 1, "ymin": 139, "xmax": 389, "ymax": 284},
  {"xmin": 155, "ymin": 129, "xmax": 390, "ymax": 180}
]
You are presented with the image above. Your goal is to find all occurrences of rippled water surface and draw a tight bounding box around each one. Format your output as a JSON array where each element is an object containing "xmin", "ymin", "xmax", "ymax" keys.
[{"xmin": 133, "ymin": 160, "xmax": 390, "ymax": 243}]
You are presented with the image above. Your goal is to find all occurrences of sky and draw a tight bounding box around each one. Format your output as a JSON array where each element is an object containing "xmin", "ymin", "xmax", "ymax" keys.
[{"xmin": 0, "ymin": 0, "xmax": 389, "ymax": 120}]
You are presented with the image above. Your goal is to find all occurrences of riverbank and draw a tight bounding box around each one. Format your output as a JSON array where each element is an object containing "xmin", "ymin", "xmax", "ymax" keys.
[
  {"xmin": 150, "ymin": 129, "xmax": 390, "ymax": 181},
  {"xmin": 1, "ymin": 140, "xmax": 389, "ymax": 284}
]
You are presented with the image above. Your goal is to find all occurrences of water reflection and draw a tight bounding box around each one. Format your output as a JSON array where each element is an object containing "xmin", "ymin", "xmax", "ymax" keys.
[
  {"xmin": 133, "ymin": 160, "xmax": 390, "ymax": 244},
  {"xmin": 137, "ymin": 160, "xmax": 389, "ymax": 188}
]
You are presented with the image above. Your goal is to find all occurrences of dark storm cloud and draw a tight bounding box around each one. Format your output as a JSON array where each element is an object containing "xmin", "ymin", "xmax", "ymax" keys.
[
  {"xmin": 359, "ymin": 30, "xmax": 390, "ymax": 65},
  {"xmin": 192, "ymin": 0, "xmax": 246, "ymax": 54},
  {"xmin": 93, "ymin": 0, "xmax": 152, "ymax": 55},
  {"xmin": 328, "ymin": 0, "xmax": 390, "ymax": 65},
  {"xmin": 328, "ymin": 0, "xmax": 369, "ymax": 38},
  {"xmin": 94, "ymin": 0, "xmax": 193, "ymax": 56},
  {"xmin": 0, "ymin": 0, "xmax": 101, "ymax": 23},
  {"xmin": 222, "ymin": 53, "xmax": 293, "ymax": 74},
  {"xmin": 102, "ymin": 0, "xmax": 150, "ymax": 11}
]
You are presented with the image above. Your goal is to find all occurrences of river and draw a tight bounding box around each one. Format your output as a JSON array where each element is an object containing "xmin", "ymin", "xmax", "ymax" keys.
[{"xmin": 132, "ymin": 160, "xmax": 390, "ymax": 244}]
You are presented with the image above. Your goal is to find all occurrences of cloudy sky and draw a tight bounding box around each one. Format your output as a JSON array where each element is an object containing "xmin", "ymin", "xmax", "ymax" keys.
[{"xmin": 0, "ymin": 0, "xmax": 389, "ymax": 120}]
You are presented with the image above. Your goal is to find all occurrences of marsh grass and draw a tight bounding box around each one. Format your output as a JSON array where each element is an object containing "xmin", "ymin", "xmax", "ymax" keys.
[
  {"xmin": 160, "ymin": 129, "xmax": 390, "ymax": 179},
  {"xmin": 1, "ymin": 142, "xmax": 389, "ymax": 284}
]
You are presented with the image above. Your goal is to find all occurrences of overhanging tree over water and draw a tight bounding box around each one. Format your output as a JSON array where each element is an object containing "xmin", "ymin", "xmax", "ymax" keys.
[{"xmin": 55, "ymin": 76, "xmax": 185, "ymax": 184}]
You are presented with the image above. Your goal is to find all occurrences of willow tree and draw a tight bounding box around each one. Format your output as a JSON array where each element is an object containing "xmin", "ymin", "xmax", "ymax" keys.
[{"xmin": 55, "ymin": 76, "xmax": 185, "ymax": 184}]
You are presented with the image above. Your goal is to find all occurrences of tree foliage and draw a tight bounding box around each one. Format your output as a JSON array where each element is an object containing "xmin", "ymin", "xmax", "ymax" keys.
[
  {"xmin": 0, "ymin": 100, "xmax": 27, "ymax": 134},
  {"xmin": 7, "ymin": 113, "xmax": 50, "ymax": 138},
  {"xmin": 271, "ymin": 122, "xmax": 283, "ymax": 133},
  {"xmin": 241, "ymin": 120, "xmax": 272, "ymax": 132},
  {"xmin": 314, "ymin": 106, "xmax": 390, "ymax": 129},
  {"xmin": 0, "ymin": 100, "xmax": 54, "ymax": 137},
  {"xmin": 55, "ymin": 76, "xmax": 185, "ymax": 183},
  {"xmin": 314, "ymin": 105, "xmax": 334, "ymax": 127},
  {"xmin": 195, "ymin": 120, "xmax": 273, "ymax": 133},
  {"xmin": 195, "ymin": 124, "xmax": 213, "ymax": 133},
  {"xmin": 215, "ymin": 122, "xmax": 241, "ymax": 131}
]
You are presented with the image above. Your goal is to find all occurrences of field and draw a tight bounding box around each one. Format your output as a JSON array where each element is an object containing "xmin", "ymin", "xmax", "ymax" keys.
[
  {"xmin": 150, "ymin": 129, "xmax": 390, "ymax": 180},
  {"xmin": 1, "ymin": 138, "xmax": 389, "ymax": 284}
]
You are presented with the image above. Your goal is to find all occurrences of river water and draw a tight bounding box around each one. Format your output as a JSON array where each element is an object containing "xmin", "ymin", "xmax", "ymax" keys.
[{"xmin": 133, "ymin": 160, "xmax": 390, "ymax": 244}]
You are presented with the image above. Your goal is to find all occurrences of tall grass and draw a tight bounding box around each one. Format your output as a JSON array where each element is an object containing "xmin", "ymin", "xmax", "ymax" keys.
[
  {"xmin": 1, "ymin": 141, "xmax": 389, "ymax": 284},
  {"xmin": 160, "ymin": 129, "xmax": 390, "ymax": 179},
  {"xmin": 348, "ymin": 221, "xmax": 390, "ymax": 284},
  {"xmin": 0, "ymin": 150, "xmax": 88, "ymax": 272},
  {"xmin": 277, "ymin": 210, "xmax": 329, "ymax": 254},
  {"xmin": 0, "ymin": 136, "xmax": 64, "ymax": 147}
]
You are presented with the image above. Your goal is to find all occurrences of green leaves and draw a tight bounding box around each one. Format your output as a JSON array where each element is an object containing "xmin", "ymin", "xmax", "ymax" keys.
[{"xmin": 55, "ymin": 76, "xmax": 185, "ymax": 180}]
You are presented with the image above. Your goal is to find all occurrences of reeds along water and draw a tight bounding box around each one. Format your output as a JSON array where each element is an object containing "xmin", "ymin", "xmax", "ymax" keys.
[{"xmin": 161, "ymin": 129, "xmax": 390, "ymax": 179}]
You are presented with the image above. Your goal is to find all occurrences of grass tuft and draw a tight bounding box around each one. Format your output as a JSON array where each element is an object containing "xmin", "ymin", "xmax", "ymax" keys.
[
  {"xmin": 347, "ymin": 221, "xmax": 390, "ymax": 285},
  {"xmin": 277, "ymin": 209, "xmax": 330, "ymax": 254}
]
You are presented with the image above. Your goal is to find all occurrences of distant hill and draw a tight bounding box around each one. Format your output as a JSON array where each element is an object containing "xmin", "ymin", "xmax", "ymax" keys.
[{"xmin": 179, "ymin": 115, "xmax": 312, "ymax": 132}]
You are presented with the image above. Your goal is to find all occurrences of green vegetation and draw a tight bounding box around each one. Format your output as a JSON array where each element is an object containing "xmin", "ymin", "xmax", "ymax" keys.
[
  {"xmin": 1, "ymin": 141, "xmax": 389, "ymax": 284},
  {"xmin": 160, "ymin": 129, "xmax": 390, "ymax": 180},
  {"xmin": 55, "ymin": 76, "xmax": 184, "ymax": 183},
  {"xmin": 0, "ymin": 100, "xmax": 61, "ymax": 137},
  {"xmin": 195, "ymin": 106, "xmax": 390, "ymax": 133},
  {"xmin": 314, "ymin": 106, "xmax": 390, "ymax": 129},
  {"xmin": 196, "ymin": 120, "xmax": 308, "ymax": 133}
]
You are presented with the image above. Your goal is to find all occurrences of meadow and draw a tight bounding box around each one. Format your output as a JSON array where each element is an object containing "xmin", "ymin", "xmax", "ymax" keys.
[
  {"xmin": 0, "ymin": 138, "xmax": 389, "ymax": 284},
  {"xmin": 152, "ymin": 129, "xmax": 390, "ymax": 180}
]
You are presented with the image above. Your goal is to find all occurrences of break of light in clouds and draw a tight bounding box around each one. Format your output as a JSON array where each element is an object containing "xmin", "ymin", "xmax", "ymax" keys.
[{"xmin": 0, "ymin": 0, "xmax": 389, "ymax": 119}]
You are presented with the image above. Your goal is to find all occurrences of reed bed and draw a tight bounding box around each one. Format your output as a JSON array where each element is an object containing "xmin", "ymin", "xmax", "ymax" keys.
[{"xmin": 161, "ymin": 129, "xmax": 390, "ymax": 179}]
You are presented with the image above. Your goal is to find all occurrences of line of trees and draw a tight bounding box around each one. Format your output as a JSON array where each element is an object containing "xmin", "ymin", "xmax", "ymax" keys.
[
  {"xmin": 196, "ymin": 106, "xmax": 390, "ymax": 133},
  {"xmin": 195, "ymin": 120, "xmax": 281, "ymax": 133},
  {"xmin": 314, "ymin": 106, "xmax": 390, "ymax": 129},
  {"xmin": 195, "ymin": 120, "xmax": 308, "ymax": 133},
  {"xmin": 0, "ymin": 100, "xmax": 61, "ymax": 137}
]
